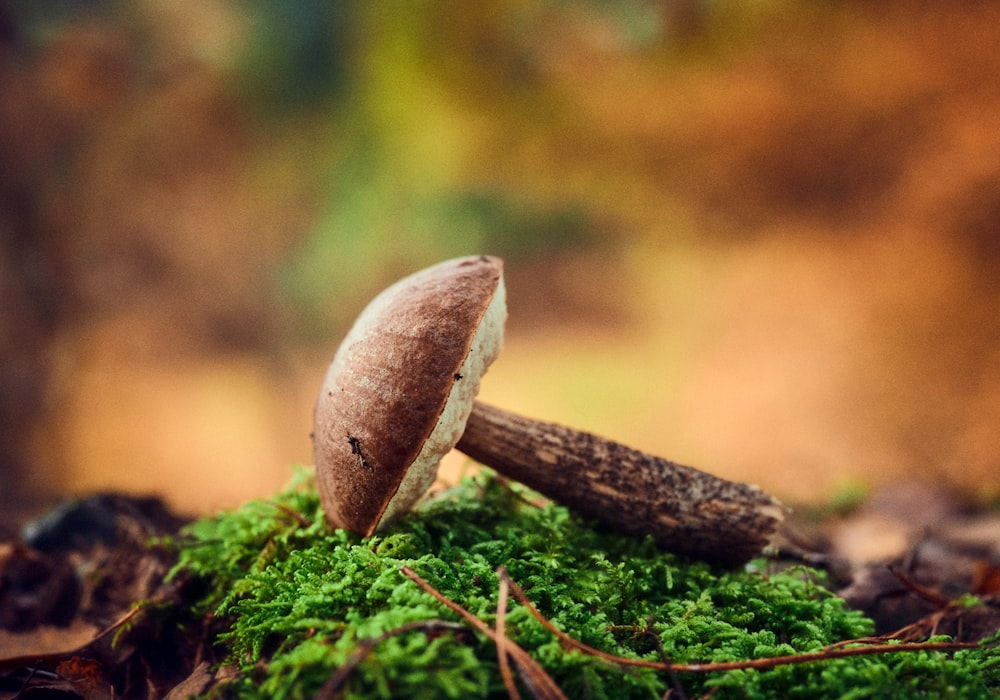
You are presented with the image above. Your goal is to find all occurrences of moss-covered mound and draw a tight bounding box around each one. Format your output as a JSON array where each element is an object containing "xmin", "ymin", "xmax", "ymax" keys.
[{"xmin": 172, "ymin": 470, "xmax": 998, "ymax": 698}]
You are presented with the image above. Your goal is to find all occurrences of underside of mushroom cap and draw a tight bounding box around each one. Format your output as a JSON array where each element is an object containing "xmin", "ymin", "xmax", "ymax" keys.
[{"xmin": 313, "ymin": 255, "xmax": 506, "ymax": 535}]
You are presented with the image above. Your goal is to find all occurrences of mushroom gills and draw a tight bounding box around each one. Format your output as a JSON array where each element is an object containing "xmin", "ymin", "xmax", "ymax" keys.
[{"xmin": 377, "ymin": 277, "xmax": 507, "ymax": 527}]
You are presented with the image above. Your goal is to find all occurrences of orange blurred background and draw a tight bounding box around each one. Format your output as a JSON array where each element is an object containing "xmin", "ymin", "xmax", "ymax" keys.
[{"xmin": 2, "ymin": 1, "xmax": 998, "ymax": 518}]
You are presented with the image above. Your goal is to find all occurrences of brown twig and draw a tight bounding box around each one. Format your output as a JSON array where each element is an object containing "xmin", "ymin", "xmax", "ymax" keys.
[
  {"xmin": 888, "ymin": 564, "xmax": 953, "ymax": 607},
  {"xmin": 401, "ymin": 565, "xmax": 982, "ymax": 700},
  {"xmin": 265, "ymin": 500, "xmax": 313, "ymax": 529},
  {"xmin": 400, "ymin": 566, "xmax": 568, "ymax": 700},
  {"xmin": 498, "ymin": 569, "xmax": 649, "ymax": 667},
  {"xmin": 313, "ymin": 620, "xmax": 467, "ymax": 700},
  {"xmin": 495, "ymin": 569, "xmax": 521, "ymax": 700},
  {"xmin": 497, "ymin": 569, "xmax": 978, "ymax": 673},
  {"xmin": 653, "ymin": 622, "xmax": 689, "ymax": 700},
  {"xmin": 661, "ymin": 640, "xmax": 978, "ymax": 673}
]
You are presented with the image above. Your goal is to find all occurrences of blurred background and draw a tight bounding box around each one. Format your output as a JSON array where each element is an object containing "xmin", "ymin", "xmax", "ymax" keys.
[{"xmin": 2, "ymin": 0, "xmax": 998, "ymax": 520}]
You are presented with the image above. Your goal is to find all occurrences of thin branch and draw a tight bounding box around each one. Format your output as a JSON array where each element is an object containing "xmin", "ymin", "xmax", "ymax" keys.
[
  {"xmin": 497, "ymin": 569, "xmax": 978, "ymax": 673},
  {"xmin": 496, "ymin": 568, "xmax": 522, "ymax": 700},
  {"xmin": 265, "ymin": 500, "xmax": 313, "ymax": 529},
  {"xmin": 400, "ymin": 567, "xmax": 568, "ymax": 700},
  {"xmin": 314, "ymin": 620, "xmax": 467, "ymax": 700},
  {"xmin": 399, "ymin": 565, "xmax": 982, "ymax": 700},
  {"xmin": 888, "ymin": 564, "xmax": 952, "ymax": 607},
  {"xmin": 642, "ymin": 616, "xmax": 688, "ymax": 700},
  {"xmin": 499, "ymin": 569, "xmax": 653, "ymax": 667},
  {"xmin": 667, "ymin": 641, "xmax": 978, "ymax": 673}
]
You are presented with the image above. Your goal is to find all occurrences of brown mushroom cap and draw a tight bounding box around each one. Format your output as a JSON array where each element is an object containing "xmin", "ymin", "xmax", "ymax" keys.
[{"xmin": 313, "ymin": 255, "xmax": 506, "ymax": 535}]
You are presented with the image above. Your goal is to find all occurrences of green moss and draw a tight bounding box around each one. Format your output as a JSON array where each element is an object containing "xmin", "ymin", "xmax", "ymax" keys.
[{"xmin": 172, "ymin": 469, "xmax": 998, "ymax": 699}]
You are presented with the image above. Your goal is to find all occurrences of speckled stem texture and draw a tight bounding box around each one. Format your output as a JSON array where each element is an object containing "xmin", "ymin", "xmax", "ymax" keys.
[{"xmin": 457, "ymin": 402, "xmax": 785, "ymax": 567}]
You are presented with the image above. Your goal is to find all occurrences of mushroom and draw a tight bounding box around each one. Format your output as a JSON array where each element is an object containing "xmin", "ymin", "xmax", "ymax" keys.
[{"xmin": 313, "ymin": 255, "xmax": 785, "ymax": 566}]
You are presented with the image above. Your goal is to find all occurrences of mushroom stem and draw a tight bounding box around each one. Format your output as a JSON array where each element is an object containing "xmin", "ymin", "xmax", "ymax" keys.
[{"xmin": 456, "ymin": 401, "xmax": 785, "ymax": 567}]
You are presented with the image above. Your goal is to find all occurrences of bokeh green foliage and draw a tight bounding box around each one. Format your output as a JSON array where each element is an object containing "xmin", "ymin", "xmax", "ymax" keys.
[
  {"xmin": 121, "ymin": 1, "xmax": 626, "ymax": 337},
  {"xmin": 227, "ymin": 0, "xmax": 846, "ymax": 337},
  {"xmin": 229, "ymin": 1, "xmax": 680, "ymax": 337},
  {"xmin": 170, "ymin": 470, "xmax": 999, "ymax": 698}
]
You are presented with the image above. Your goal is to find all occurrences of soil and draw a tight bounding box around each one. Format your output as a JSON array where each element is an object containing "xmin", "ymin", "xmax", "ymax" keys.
[{"xmin": 1, "ymin": 483, "xmax": 997, "ymax": 698}]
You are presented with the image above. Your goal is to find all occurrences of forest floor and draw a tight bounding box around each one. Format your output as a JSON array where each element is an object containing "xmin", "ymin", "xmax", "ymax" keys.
[{"xmin": 1, "ymin": 479, "xmax": 997, "ymax": 698}]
